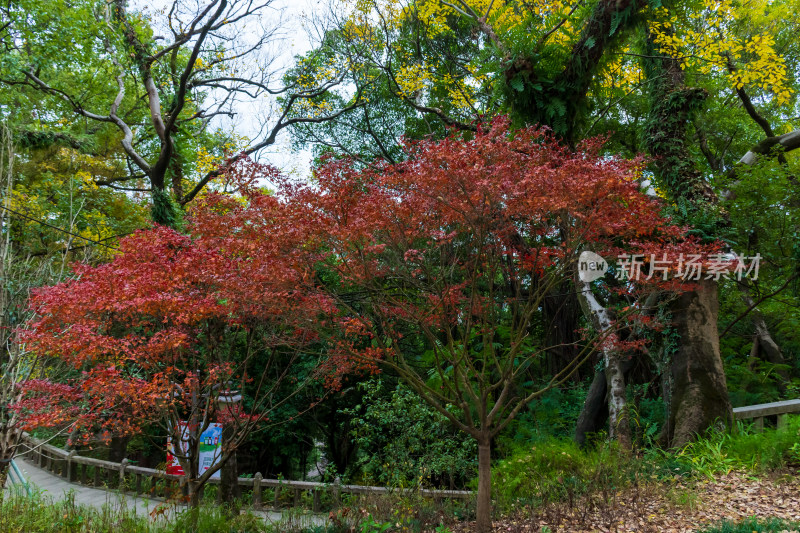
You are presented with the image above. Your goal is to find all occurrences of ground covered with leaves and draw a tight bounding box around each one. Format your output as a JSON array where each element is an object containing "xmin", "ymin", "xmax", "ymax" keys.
[{"xmin": 447, "ymin": 471, "xmax": 800, "ymax": 532}]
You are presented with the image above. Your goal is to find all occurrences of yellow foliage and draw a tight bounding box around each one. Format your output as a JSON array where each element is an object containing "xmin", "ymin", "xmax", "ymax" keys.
[{"xmin": 648, "ymin": 0, "xmax": 794, "ymax": 106}]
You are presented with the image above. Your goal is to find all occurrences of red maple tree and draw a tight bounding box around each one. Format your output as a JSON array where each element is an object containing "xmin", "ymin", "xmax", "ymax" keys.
[
  {"xmin": 17, "ymin": 120, "xmax": 720, "ymax": 528},
  {"xmin": 272, "ymin": 118, "xmax": 719, "ymax": 531},
  {"xmin": 17, "ymin": 160, "xmax": 327, "ymax": 505}
]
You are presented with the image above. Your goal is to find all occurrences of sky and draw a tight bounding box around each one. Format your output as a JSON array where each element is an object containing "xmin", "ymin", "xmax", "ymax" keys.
[{"xmin": 135, "ymin": 0, "xmax": 325, "ymax": 180}]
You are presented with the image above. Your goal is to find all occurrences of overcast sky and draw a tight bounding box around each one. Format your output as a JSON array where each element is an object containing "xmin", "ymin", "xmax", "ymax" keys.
[{"xmin": 135, "ymin": 0, "xmax": 324, "ymax": 179}]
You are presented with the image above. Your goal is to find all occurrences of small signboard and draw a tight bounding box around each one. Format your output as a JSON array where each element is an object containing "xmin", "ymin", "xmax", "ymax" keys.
[{"xmin": 166, "ymin": 422, "xmax": 223, "ymax": 479}]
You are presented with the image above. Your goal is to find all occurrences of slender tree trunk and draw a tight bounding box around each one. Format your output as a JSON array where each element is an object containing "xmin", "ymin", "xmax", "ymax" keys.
[
  {"xmin": 605, "ymin": 351, "xmax": 632, "ymax": 449},
  {"xmin": 0, "ymin": 461, "xmax": 9, "ymax": 502},
  {"xmin": 667, "ymin": 280, "xmax": 733, "ymax": 447},
  {"xmin": 188, "ymin": 479, "xmax": 201, "ymax": 507},
  {"xmin": 475, "ymin": 434, "xmax": 492, "ymax": 533},
  {"xmin": 738, "ymin": 282, "xmax": 788, "ymax": 390},
  {"xmin": 575, "ymin": 368, "xmax": 608, "ymax": 446},
  {"xmin": 576, "ymin": 281, "xmax": 632, "ymax": 450}
]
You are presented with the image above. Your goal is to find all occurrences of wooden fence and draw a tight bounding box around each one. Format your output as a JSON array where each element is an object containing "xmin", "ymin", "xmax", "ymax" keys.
[
  {"xmin": 732, "ymin": 399, "xmax": 800, "ymax": 432},
  {"xmin": 16, "ymin": 433, "xmax": 472, "ymax": 512}
]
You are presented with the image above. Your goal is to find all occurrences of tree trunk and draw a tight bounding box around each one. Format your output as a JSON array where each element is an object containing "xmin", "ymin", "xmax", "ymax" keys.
[
  {"xmin": 605, "ymin": 350, "xmax": 632, "ymax": 449},
  {"xmin": 220, "ymin": 443, "xmax": 240, "ymax": 510},
  {"xmin": 667, "ymin": 280, "xmax": 733, "ymax": 447},
  {"xmin": 475, "ymin": 435, "xmax": 492, "ymax": 533},
  {"xmin": 543, "ymin": 283, "xmax": 581, "ymax": 380},
  {"xmin": 108, "ymin": 435, "xmax": 129, "ymax": 463},
  {"xmin": 642, "ymin": 21, "xmax": 732, "ymax": 447},
  {"xmin": 575, "ymin": 368, "xmax": 608, "ymax": 446},
  {"xmin": 188, "ymin": 479, "xmax": 201, "ymax": 507},
  {"xmin": 0, "ymin": 461, "xmax": 8, "ymax": 502},
  {"xmin": 576, "ymin": 281, "xmax": 632, "ymax": 450},
  {"xmin": 187, "ymin": 478, "xmax": 201, "ymax": 530},
  {"xmin": 738, "ymin": 282, "xmax": 788, "ymax": 390}
]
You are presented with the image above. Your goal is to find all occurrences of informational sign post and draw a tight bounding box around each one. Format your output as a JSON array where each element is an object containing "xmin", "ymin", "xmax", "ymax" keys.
[{"xmin": 166, "ymin": 422, "xmax": 223, "ymax": 479}]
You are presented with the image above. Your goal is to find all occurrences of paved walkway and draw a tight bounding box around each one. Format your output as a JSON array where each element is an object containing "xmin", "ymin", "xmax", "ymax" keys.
[
  {"xmin": 4, "ymin": 458, "xmax": 327, "ymax": 528},
  {"xmin": 5, "ymin": 458, "xmax": 171, "ymax": 517}
]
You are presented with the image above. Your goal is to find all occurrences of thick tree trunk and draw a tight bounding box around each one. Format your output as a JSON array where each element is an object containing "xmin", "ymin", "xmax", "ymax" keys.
[
  {"xmin": 0, "ymin": 422, "xmax": 20, "ymax": 499},
  {"xmin": 667, "ymin": 280, "xmax": 733, "ymax": 447},
  {"xmin": 108, "ymin": 435, "xmax": 129, "ymax": 463},
  {"xmin": 543, "ymin": 283, "xmax": 581, "ymax": 380},
  {"xmin": 220, "ymin": 446, "xmax": 240, "ymax": 508},
  {"xmin": 475, "ymin": 436, "xmax": 492, "ymax": 533},
  {"xmin": 642, "ymin": 22, "xmax": 732, "ymax": 447}
]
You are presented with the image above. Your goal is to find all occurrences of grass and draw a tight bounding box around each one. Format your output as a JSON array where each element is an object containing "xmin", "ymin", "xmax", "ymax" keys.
[
  {"xmin": 697, "ymin": 516, "xmax": 800, "ymax": 532},
  {"xmin": 665, "ymin": 415, "xmax": 800, "ymax": 478},
  {"xmin": 0, "ymin": 486, "xmax": 322, "ymax": 532},
  {"xmin": 0, "ymin": 485, "xmax": 458, "ymax": 532},
  {"xmin": 490, "ymin": 415, "xmax": 800, "ymax": 516}
]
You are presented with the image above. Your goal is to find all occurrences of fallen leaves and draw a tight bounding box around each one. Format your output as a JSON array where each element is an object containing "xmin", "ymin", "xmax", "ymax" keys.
[{"xmin": 443, "ymin": 470, "xmax": 800, "ymax": 532}]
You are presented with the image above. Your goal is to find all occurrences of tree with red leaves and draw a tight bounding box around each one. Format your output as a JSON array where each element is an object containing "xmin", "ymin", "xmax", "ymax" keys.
[
  {"xmin": 18, "ymin": 120, "xmax": 718, "ymax": 529},
  {"xmin": 18, "ymin": 174, "xmax": 326, "ymax": 507},
  {"xmin": 274, "ymin": 118, "xmax": 718, "ymax": 531}
]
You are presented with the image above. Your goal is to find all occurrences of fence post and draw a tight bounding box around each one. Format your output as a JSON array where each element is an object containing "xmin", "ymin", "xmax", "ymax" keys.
[
  {"xmin": 252, "ymin": 473, "xmax": 262, "ymax": 509},
  {"xmin": 313, "ymin": 489, "xmax": 321, "ymax": 512},
  {"xmin": 66, "ymin": 451, "xmax": 76, "ymax": 482},
  {"xmin": 332, "ymin": 478, "xmax": 341, "ymax": 508},
  {"xmin": 118, "ymin": 459, "xmax": 128, "ymax": 492}
]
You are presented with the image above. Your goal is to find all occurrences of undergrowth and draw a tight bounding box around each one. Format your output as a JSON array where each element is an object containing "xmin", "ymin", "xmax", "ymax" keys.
[
  {"xmin": 491, "ymin": 414, "xmax": 800, "ymax": 514},
  {"xmin": 697, "ymin": 516, "xmax": 800, "ymax": 532}
]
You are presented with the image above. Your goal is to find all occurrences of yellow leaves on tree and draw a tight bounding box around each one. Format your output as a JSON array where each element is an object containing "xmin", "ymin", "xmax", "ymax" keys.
[{"xmin": 649, "ymin": 0, "xmax": 794, "ymax": 106}]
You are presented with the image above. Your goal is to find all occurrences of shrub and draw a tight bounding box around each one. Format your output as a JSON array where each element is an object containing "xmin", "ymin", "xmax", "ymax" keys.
[{"xmin": 491, "ymin": 439, "xmax": 633, "ymax": 513}]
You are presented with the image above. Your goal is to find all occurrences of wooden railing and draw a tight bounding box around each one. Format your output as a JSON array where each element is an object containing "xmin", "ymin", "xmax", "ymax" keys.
[
  {"xmin": 732, "ymin": 399, "xmax": 800, "ymax": 432},
  {"xmin": 16, "ymin": 433, "xmax": 472, "ymax": 512}
]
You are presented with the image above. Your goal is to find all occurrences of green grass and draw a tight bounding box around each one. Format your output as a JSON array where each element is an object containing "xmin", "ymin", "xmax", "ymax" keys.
[
  {"xmin": 491, "ymin": 414, "xmax": 800, "ymax": 513},
  {"xmin": 696, "ymin": 516, "xmax": 800, "ymax": 532},
  {"xmin": 0, "ymin": 487, "xmax": 329, "ymax": 532},
  {"xmin": 666, "ymin": 415, "xmax": 800, "ymax": 478}
]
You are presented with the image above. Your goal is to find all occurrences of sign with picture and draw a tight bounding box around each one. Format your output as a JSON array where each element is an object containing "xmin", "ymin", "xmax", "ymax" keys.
[{"xmin": 166, "ymin": 422, "xmax": 223, "ymax": 479}]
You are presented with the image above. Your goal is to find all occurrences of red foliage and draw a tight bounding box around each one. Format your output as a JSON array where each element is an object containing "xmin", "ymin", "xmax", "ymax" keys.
[
  {"xmin": 273, "ymin": 117, "xmax": 722, "ymax": 386},
  {"xmin": 17, "ymin": 199, "xmax": 324, "ymax": 442},
  {"xmin": 17, "ymin": 119, "xmax": 722, "ymax": 440}
]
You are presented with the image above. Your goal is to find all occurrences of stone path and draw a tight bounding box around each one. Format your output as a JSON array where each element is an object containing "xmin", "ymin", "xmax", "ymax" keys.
[{"xmin": 4, "ymin": 458, "xmax": 327, "ymax": 528}]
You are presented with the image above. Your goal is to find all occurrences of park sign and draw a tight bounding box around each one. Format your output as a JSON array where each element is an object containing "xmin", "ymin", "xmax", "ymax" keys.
[{"xmin": 166, "ymin": 422, "xmax": 223, "ymax": 479}]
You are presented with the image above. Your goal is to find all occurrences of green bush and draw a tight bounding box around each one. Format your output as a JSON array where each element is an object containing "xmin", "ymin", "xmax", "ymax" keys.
[
  {"xmin": 491, "ymin": 439, "xmax": 633, "ymax": 513},
  {"xmin": 342, "ymin": 378, "xmax": 476, "ymax": 489}
]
